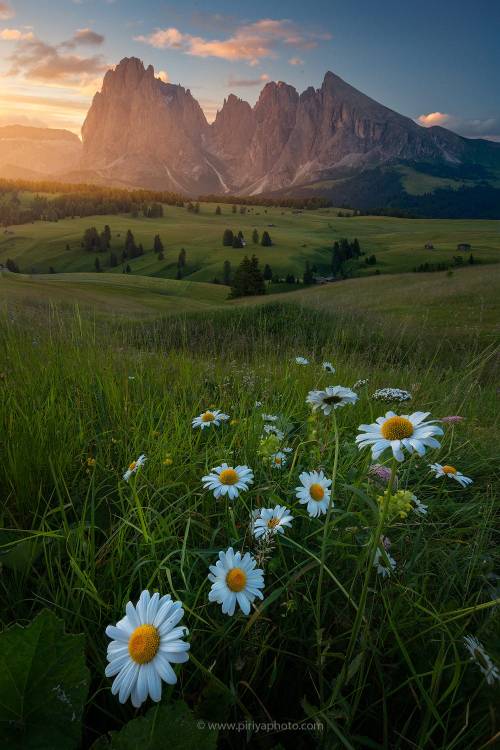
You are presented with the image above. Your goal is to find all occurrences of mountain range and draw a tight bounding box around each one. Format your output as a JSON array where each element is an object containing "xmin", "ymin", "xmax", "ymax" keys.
[{"xmin": 2, "ymin": 57, "xmax": 500, "ymax": 215}]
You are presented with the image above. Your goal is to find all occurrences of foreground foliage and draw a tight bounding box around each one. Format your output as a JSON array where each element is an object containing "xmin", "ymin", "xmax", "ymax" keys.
[{"xmin": 0, "ymin": 303, "xmax": 498, "ymax": 749}]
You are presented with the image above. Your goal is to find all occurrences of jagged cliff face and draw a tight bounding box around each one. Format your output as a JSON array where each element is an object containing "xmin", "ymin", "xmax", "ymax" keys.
[{"xmin": 79, "ymin": 57, "xmax": 499, "ymax": 195}]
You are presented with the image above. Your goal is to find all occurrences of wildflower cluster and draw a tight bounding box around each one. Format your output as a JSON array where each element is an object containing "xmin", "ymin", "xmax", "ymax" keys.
[{"xmin": 371, "ymin": 387, "xmax": 412, "ymax": 403}]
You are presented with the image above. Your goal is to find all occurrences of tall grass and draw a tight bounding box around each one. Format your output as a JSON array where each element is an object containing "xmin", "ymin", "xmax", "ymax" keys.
[{"xmin": 0, "ymin": 303, "xmax": 498, "ymax": 749}]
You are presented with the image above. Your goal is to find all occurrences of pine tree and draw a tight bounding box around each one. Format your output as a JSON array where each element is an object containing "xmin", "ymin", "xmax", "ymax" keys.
[
  {"xmin": 232, "ymin": 204, "xmax": 237, "ymax": 214},
  {"xmin": 249, "ymin": 255, "xmax": 266, "ymax": 295},
  {"xmin": 252, "ymin": 228, "xmax": 259, "ymax": 244},
  {"xmin": 109, "ymin": 251, "xmax": 118, "ymax": 267},
  {"xmin": 230, "ymin": 255, "xmax": 252, "ymax": 298},
  {"xmin": 125, "ymin": 264, "xmax": 131, "ymax": 274},
  {"xmin": 215, "ymin": 205, "xmax": 221, "ymax": 215},
  {"xmin": 261, "ymin": 231, "xmax": 272, "ymax": 247},
  {"xmin": 6, "ymin": 258, "xmax": 20, "ymax": 273},
  {"xmin": 94, "ymin": 257, "xmax": 101, "ymax": 272},
  {"xmin": 263, "ymin": 263, "xmax": 273, "ymax": 282},
  {"xmin": 124, "ymin": 229, "xmax": 138, "ymax": 258},
  {"xmin": 303, "ymin": 261, "xmax": 315, "ymax": 285},
  {"xmin": 222, "ymin": 229, "xmax": 234, "ymax": 246},
  {"xmin": 178, "ymin": 248, "xmax": 186, "ymax": 268},
  {"xmin": 223, "ymin": 260, "xmax": 232, "ymax": 285},
  {"xmin": 153, "ymin": 234, "xmax": 164, "ymax": 254}
]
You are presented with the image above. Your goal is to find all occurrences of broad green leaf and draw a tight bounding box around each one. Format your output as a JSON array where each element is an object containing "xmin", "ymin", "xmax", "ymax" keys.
[
  {"xmin": 0, "ymin": 609, "xmax": 89, "ymax": 750},
  {"xmin": 96, "ymin": 702, "xmax": 218, "ymax": 750}
]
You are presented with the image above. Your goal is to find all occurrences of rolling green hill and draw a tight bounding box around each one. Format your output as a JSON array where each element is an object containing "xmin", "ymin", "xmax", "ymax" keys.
[{"xmin": 0, "ymin": 203, "xmax": 498, "ymax": 283}]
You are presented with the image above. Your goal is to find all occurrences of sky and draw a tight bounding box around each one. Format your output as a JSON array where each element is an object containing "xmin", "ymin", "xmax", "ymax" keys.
[{"xmin": 0, "ymin": 0, "xmax": 499, "ymax": 140}]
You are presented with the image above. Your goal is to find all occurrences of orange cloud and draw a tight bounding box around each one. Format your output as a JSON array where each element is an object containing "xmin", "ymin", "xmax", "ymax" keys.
[
  {"xmin": 0, "ymin": 28, "xmax": 35, "ymax": 41},
  {"xmin": 0, "ymin": 2, "xmax": 14, "ymax": 20},
  {"xmin": 135, "ymin": 18, "xmax": 331, "ymax": 65},
  {"xmin": 417, "ymin": 112, "xmax": 451, "ymax": 127},
  {"xmin": 227, "ymin": 73, "xmax": 270, "ymax": 87},
  {"xmin": 288, "ymin": 57, "xmax": 304, "ymax": 66}
]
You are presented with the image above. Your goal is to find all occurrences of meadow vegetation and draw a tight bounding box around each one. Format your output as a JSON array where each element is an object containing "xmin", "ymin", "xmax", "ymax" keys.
[{"xmin": 0, "ymin": 294, "xmax": 498, "ymax": 749}]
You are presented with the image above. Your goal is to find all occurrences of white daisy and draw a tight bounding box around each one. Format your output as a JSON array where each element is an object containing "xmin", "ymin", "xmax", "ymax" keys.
[
  {"xmin": 105, "ymin": 590, "xmax": 189, "ymax": 708},
  {"xmin": 123, "ymin": 454, "xmax": 147, "ymax": 482},
  {"xmin": 263, "ymin": 424, "xmax": 285, "ymax": 440},
  {"xmin": 254, "ymin": 401, "xmax": 263, "ymax": 408},
  {"xmin": 269, "ymin": 448, "xmax": 292, "ymax": 469},
  {"xmin": 208, "ymin": 547, "xmax": 264, "ymax": 616},
  {"xmin": 429, "ymin": 463, "xmax": 473, "ymax": 488},
  {"xmin": 374, "ymin": 547, "xmax": 397, "ymax": 578},
  {"xmin": 356, "ymin": 411, "xmax": 443, "ymax": 462},
  {"xmin": 306, "ymin": 386, "xmax": 358, "ymax": 415},
  {"xmin": 295, "ymin": 470, "xmax": 332, "ymax": 517},
  {"xmin": 192, "ymin": 409, "xmax": 229, "ymax": 430},
  {"xmin": 253, "ymin": 505, "xmax": 294, "ymax": 539},
  {"xmin": 322, "ymin": 361, "xmax": 335, "ymax": 373},
  {"xmin": 463, "ymin": 635, "xmax": 500, "ymax": 686},
  {"xmin": 262, "ymin": 413, "xmax": 278, "ymax": 422},
  {"xmin": 202, "ymin": 463, "xmax": 254, "ymax": 500},
  {"xmin": 295, "ymin": 356, "xmax": 309, "ymax": 365},
  {"xmin": 412, "ymin": 496, "xmax": 428, "ymax": 515}
]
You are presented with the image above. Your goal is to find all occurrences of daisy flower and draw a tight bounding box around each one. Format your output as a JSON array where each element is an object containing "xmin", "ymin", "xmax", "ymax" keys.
[
  {"xmin": 356, "ymin": 411, "xmax": 443, "ymax": 462},
  {"xmin": 306, "ymin": 386, "xmax": 358, "ymax": 415},
  {"xmin": 322, "ymin": 361, "xmax": 335, "ymax": 373},
  {"xmin": 295, "ymin": 470, "xmax": 332, "ymax": 517},
  {"xmin": 429, "ymin": 463, "xmax": 473, "ymax": 488},
  {"xmin": 252, "ymin": 505, "xmax": 294, "ymax": 539},
  {"xmin": 269, "ymin": 448, "xmax": 292, "ymax": 469},
  {"xmin": 105, "ymin": 590, "xmax": 189, "ymax": 708},
  {"xmin": 123, "ymin": 454, "xmax": 146, "ymax": 482},
  {"xmin": 192, "ymin": 409, "xmax": 229, "ymax": 430},
  {"xmin": 202, "ymin": 463, "xmax": 254, "ymax": 500},
  {"xmin": 374, "ymin": 547, "xmax": 396, "ymax": 578},
  {"xmin": 263, "ymin": 424, "xmax": 285, "ymax": 440},
  {"xmin": 295, "ymin": 356, "xmax": 309, "ymax": 365},
  {"xmin": 208, "ymin": 547, "xmax": 264, "ymax": 616},
  {"xmin": 463, "ymin": 635, "xmax": 500, "ymax": 686},
  {"xmin": 412, "ymin": 496, "xmax": 428, "ymax": 515}
]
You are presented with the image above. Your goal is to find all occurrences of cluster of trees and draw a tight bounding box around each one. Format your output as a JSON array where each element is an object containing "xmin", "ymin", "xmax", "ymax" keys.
[
  {"xmin": 229, "ymin": 255, "xmax": 267, "ymax": 298},
  {"xmin": 80, "ymin": 225, "xmax": 174, "ymax": 271},
  {"xmin": 414, "ymin": 254, "xmax": 478, "ymax": 273},
  {"xmin": 201, "ymin": 194, "xmax": 333, "ymax": 210},
  {"xmin": 331, "ymin": 237, "xmax": 362, "ymax": 277},
  {"xmin": 186, "ymin": 202, "xmax": 200, "ymax": 213},
  {"xmin": 222, "ymin": 228, "xmax": 272, "ymax": 248}
]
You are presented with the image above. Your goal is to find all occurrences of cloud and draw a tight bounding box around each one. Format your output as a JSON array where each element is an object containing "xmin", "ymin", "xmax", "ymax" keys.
[
  {"xmin": 418, "ymin": 111, "xmax": 500, "ymax": 141},
  {"xmin": 157, "ymin": 69, "xmax": 169, "ymax": 83},
  {"xmin": 227, "ymin": 73, "xmax": 269, "ymax": 87},
  {"xmin": 0, "ymin": 28, "xmax": 34, "ymax": 41},
  {"xmin": 7, "ymin": 35, "xmax": 108, "ymax": 89},
  {"xmin": 135, "ymin": 18, "xmax": 331, "ymax": 66},
  {"xmin": 0, "ymin": 2, "xmax": 14, "ymax": 20},
  {"xmin": 288, "ymin": 57, "xmax": 304, "ymax": 66},
  {"xmin": 62, "ymin": 28, "xmax": 105, "ymax": 48}
]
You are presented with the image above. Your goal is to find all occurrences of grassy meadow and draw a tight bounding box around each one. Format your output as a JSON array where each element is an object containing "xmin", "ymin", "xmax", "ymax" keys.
[
  {"xmin": 1, "ymin": 203, "xmax": 499, "ymax": 282},
  {"xmin": 1, "ymin": 289, "xmax": 499, "ymax": 748}
]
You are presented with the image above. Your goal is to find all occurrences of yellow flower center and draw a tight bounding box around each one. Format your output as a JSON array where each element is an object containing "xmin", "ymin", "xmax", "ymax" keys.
[
  {"xmin": 442, "ymin": 465, "xmax": 457, "ymax": 474},
  {"xmin": 310, "ymin": 483, "xmax": 325, "ymax": 501},
  {"xmin": 226, "ymin": 567, "xmax": 247, "ymax": 592},
  {"xmin": 381, "ymin": 416, "xmax": 414, "ymax": 441},
  {"xmin": 219, "ymin": 468, "xmax": 238, "ymax": 485},
  {"xmin": 128, "ymin": 624, "xmax": 160, "ymax": 664},
  {"xmin": 274, "ymin": 456, "xmax": 282, "ymax": 464},
  {"xmin": 128, "ymin": 461, "xmax": 137, "ymax": 471},
  {"xmin": 267, "ymin": 518, "xmax": 280, "ymax": 528},
  {"xmin": 202, "ymin": 411, "xmax": 215, "ymax": 422}
]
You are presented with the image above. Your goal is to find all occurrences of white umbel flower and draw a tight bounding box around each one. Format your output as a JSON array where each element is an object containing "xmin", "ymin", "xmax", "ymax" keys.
[
  {"xmin": 208, "ymin": 547, "xmax": 264, "ymax": 616},
  {"xmin": 202, "ymin": 463, "xmax": 254, "ymax": 500},
  {"xmin": 374, "ymin": 548, "xmax": 397, "ymax": 578},
  {"xmin": 253, "ymin": 505, "xmax": 294, "ymax": 539},
  {"xmin": 123, "ymin": 454, "xmax": 146, "ymax": 482},
  {"xmin": 356, "ymin": 411, "xmax": 443, "ymax": 462},
  {"xmin": 306, "ymin": 386, "xmax": 358, "ymax": 415},
  {"xmin": 192, "ymin": 409, "xmax": 229, "ymax": 430},
  {"xmin": 295, "ymin": 356, "xmax": 309, "ymax": 365},
  {"xmin": 295, "ymin": 470, "xmax": 332, "ymax": 517},
  {"xmin": 105, "ymin": 590, "xmax": 189, "ymax": 708},
  {"xmin": 262, "ymin": 413, "xmax": 278, "ymax": 422},
  {"xmin": 429, "ymin": 463, "xmax": 473, "ymax": 488},
  {"xmin": 463, "ymin": 635, "xmax": 500, "ymax": 686},
  {"xmin": 322, "ymin": 361, "xmax": 335, "ymax": 373}
]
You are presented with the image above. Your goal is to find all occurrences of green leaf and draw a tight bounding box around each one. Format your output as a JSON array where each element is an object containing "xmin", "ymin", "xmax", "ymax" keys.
[
  {"xmin": 97, "ymin": 702, "xmax": 218, "ymax": 750},
  {"xmin": 0, "ymin": 530, "xmax": 42, "ymax": 573},
  {"xmin": 0, "ymin": 609, "xmax": 90, "ymax": 750}
]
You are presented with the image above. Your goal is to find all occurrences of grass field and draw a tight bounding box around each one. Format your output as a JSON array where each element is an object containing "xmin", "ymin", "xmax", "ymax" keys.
[
  {"xmin": 0, "ymin": 198, "xmax": 499, "ymax": 749},
  {"xmin": 1, "ymin": 203, "xmax": 499, "ymax": 283}
]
